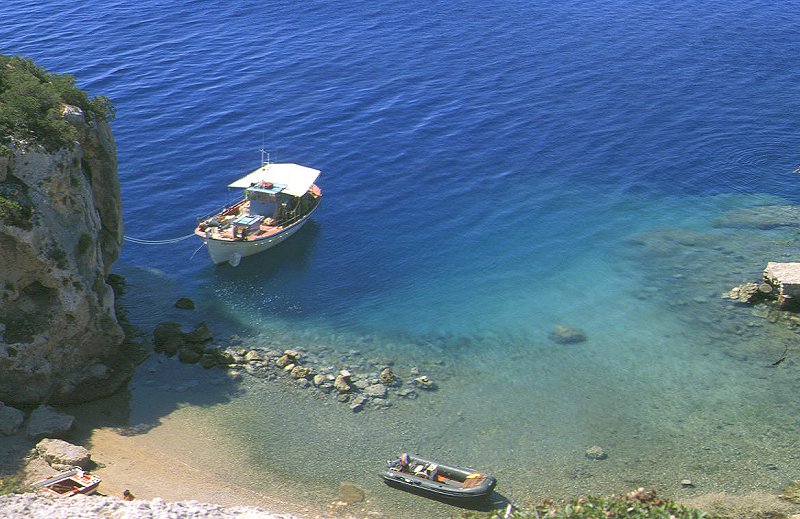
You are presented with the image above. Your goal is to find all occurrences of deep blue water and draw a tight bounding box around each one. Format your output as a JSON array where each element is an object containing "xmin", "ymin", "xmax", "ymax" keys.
[{"xmin": 4, "ymin": 1, "xmax": 800, "ymax": 516}]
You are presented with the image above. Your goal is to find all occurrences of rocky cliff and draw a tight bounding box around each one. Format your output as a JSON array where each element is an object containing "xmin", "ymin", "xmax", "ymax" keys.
[{"xmin": 0, "ymin": 105, "xmax": 129, "ymax": 405}]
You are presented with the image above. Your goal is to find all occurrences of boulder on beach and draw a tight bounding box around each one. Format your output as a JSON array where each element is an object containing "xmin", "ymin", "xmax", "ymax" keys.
[
  {"xmin": 549, "ymin": 325, "xmax": 587, "ymax": 344},
  {"xmin": 27, "ymin": 405, "xmax": 74, "ymax": 441},
  {"xmin": 0, "ymin": 402, "xmax": 24, "ymax": 436},
  {"xmin": 36, "ymin": 438, "xmax": 91, "ymax": 469}
]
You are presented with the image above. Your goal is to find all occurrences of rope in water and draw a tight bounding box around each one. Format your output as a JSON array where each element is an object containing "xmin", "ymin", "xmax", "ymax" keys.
[{"xmin": 123, "ymin": 233, "xmax": 197, "ymax": 245}]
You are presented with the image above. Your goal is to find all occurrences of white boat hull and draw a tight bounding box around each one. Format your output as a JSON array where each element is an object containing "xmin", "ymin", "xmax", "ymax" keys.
[{"xmin": 203, "ymin": 207, "xmax": 316, "ymax": 265}]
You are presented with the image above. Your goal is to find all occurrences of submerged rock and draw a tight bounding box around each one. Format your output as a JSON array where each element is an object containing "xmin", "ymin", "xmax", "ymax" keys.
[
  {"xmin": 334, "ymin": 375, "xmax": 352, "ymax": 393},
  {"xmin": 364, "ymin": 383, "xmax": 387, "ymax": 399},
  {"xmin": 275, "ymin": 355, "xmax": 292, "ymax": 369},
  {"xmin": 338, "ymin": 482, "xmax": 365, "ymax": 504},
  {"xmin": 714, "ymin": 205, "xmax": 800, "ymax": 230},
  {"xmin": 185, "ymin": 322, "xmax": 213, "ymax": 344},
  {"xmin": 397, "ymin": 388, "xmax": 417, "ymax": 399},
  {"xmin": 174, "ymin": 297, "xmax": 195, "ymax": 310},
  {"xmin": 549, "ymin": 325, "xmax": 587, "ymax": 344},
  {"xmin": 413, "ymin": 375, "xmax": 436, "ymax": 390},
  {"xmin": 585, "ymin": 445, "xmax": 607, "ymax": 460},
  {"xmin": 379, "ymin": 367, "xmax": 395, "ymax": 385},
  {"xmin": 727, "ymin": 282, "xmax": 772, "ymax": 304},
  {"xmin": 178, "ymin": 348, "xmax": 202, "ymax": 364},
  {"xmin": 290, "ymin": 365, "xmax": 313, "ymax": 380},
  {"xmin": 349, "ymin": 395, "xmax": 368, "ymax": 413},
  {"xmin": 244, "ymin": 350, "xmax": 263, "ymax": 362}
]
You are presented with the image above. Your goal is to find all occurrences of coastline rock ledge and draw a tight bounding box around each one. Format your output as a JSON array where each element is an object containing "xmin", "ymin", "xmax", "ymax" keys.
[{"xmin": 0, "ymin": 104, "xmax": 128, "ymax": 405}]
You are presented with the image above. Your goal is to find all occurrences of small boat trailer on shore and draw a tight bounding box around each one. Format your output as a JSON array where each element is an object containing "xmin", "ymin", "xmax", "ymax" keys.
[
  {"xmin": 31, "ymin": 467, "xmax": 101, "ymax": 497},
  {"xmin": 382, "ymin": 453, "xmax": 496, "ymax": 503}
]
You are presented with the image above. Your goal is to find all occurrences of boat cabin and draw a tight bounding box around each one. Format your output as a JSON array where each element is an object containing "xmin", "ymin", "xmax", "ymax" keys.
[{"xmin": 228, "ymin": 163, "xmax": 321, "ymax": 228}]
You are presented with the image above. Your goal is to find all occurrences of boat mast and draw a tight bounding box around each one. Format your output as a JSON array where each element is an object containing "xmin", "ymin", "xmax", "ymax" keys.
[{"xmin": 260, "ymin": 147, "xmax": 271, "ymax": 168}]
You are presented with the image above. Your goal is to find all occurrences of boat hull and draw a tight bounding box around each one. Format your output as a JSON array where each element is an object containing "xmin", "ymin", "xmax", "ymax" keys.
[
  {"xmin": 381, "ymin": 455, "xmax": 496, "ymax": 503},
  {"xmin": 202, "ymin": 202, "xmax": 318, "ymax": 266},
  {"xmin": 31, "ymin": 467, "xmax": 101, "ymax": 497}
]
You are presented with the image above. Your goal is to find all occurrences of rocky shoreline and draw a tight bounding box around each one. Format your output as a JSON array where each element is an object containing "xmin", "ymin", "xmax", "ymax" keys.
[{"xmin": 151, "ymin": 315, "xmax": 439, "ymax": 413}]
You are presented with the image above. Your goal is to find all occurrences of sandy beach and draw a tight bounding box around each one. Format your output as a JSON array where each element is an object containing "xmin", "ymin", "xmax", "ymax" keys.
[{"xmin": 76, "ymin": 419, "xmax": 339, "ymax": 518}]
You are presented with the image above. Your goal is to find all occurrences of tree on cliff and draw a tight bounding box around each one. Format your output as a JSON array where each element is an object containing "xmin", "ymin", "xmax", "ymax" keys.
[{"xmin": 0, "ymin": 55, "xmax": 115, "ymax": 153}]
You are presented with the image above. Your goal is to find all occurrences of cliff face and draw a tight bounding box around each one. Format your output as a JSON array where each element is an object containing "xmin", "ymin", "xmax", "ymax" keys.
[{"xmin": 0, "ymin": 105, "xmax": 128, "ymax": 405}]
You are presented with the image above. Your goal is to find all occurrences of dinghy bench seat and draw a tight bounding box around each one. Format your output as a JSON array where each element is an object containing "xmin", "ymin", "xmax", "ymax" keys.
[{"xmin": 461, "ymin": 474, "xmax": 485, "ymax": 488}]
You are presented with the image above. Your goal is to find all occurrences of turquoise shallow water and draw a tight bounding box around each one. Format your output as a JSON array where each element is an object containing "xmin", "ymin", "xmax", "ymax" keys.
[{"xmin": 4, "ymin": 0, "xmax": 800, "ymax": 515}]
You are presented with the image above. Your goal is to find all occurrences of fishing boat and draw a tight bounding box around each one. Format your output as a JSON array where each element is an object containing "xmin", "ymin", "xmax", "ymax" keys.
[
  {"xmin": 382, "ymin": 453, "xmax": 497, "ymax": 503},
  {"xmin": 30, "ymin": 467, "xmax": 101, "ymax": 497},
  {"xmin": 195, "ymin": 154, "xmax": 322, "ymax": 266}
]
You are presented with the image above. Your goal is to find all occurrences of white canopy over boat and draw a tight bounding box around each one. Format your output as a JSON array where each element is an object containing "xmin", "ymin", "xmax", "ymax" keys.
[{"xmin": 228, "ymin": 163, "xmax": 321, "ymax": 197}]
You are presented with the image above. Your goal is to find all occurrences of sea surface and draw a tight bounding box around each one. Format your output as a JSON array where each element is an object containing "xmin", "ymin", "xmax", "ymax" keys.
[{"xmin": 3, "ymin": 1, "xmax": 800, "ymax": 516}]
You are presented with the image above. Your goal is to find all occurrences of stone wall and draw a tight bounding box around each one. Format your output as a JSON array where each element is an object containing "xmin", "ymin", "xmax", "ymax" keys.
[{"xmin": 0, "ymin": 105, "xmax": 129, "ymax": 405}]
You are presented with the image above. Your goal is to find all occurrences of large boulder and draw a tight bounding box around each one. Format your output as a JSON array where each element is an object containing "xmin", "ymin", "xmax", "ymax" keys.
[
  {"xmin": 0, "ymin": 402, "xmax": 24, "ymax": 436},
  {"xmin": 0, "ymin": 103, "xmax": 129, "ymax": 405},
  {"xmin": 35, "ymin": 438, "xmax": 91, "ymax": 469},
  {"xmin": 27, "ymin": 405, "xmax": 74, "ymax": 440}
]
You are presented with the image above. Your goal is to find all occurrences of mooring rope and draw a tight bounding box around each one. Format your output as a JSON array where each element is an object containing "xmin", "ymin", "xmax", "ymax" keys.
[{"xmin": 123, "ymin": 233, "xmax": 197, "ymax": 245}]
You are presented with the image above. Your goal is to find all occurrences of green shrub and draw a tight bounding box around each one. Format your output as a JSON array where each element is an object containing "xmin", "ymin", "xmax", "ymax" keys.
[
  {"xmin": 77, "ymin": 233, "xmax": 93, "ymax": 256},
  {"xmin": 0, "ymin": 54, "xmax": 115, "ymax": 153},
  {"xmin": 0, "ymin": 197, "xmax": 25, "ymax": 222},
  {"xmin": 0, "ymin": 176, "xmax": 33, "ymax": 229},
  {"xmin": 0, "ymin": 475, "xmax": 24, "ymax": 495}
]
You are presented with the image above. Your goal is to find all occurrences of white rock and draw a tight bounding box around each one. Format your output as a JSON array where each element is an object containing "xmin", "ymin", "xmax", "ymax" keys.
[
  {"xmin": 27, "ymin": 405, "xmax": 74, "ymax": 440},
  {"xmin": 36, "ymin": 438, "xmax": 91, "ymax": 469}
]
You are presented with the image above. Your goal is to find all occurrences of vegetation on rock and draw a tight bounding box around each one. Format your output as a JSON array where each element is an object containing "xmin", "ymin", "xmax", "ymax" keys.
[
  {"xmin": 462, "ymin": 489, "xmax": 716, "ymax": 519},
  {"xmin": 0, "ymin": 475, "xmax": 23, "ymax": 496},
  {"xmin": 0, "ymin": 54, "xmax": 115, "ymax": 153},
  {"xmin": 0, "ymin": 175, "xmax": 33, "ymax": 229},
  {"xmin": 780, "ymin": 480, "xmax": 800, "ymax": 504}
]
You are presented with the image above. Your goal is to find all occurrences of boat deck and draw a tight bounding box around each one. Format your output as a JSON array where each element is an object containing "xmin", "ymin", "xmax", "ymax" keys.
[
  {"xmin": 196, "ymin": 183, "xmax": 321, "ymax": 243},
  {"xmin": 195, "ymin": 200, "xmax": 286, "ymax": 242}
]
